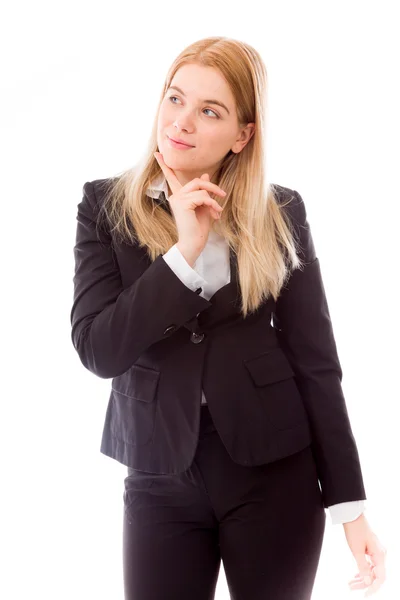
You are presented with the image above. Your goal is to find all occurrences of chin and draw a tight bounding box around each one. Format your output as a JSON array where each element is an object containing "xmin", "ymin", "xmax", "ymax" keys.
[{"xmin": 161, "ymin": 149, "xmax": 186, "ymax": 164}]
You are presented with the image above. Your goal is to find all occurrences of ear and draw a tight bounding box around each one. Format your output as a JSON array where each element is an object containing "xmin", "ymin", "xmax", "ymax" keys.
[{"xmin": 231, "ymin": 123, "xmax": 255, "ymax": 153}]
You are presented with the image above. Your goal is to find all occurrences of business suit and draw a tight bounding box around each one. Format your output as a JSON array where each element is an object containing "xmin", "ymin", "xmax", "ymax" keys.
[
  {"xmin": 148, "ymin": 173, "xmax": 366, "ymax": 526},
  {"xmin": 71, "ymin": 177, "xmax": 367, "ymax": 599}
]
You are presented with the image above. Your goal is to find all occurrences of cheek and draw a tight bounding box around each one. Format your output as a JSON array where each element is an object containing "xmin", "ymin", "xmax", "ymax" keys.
[
  {"xmin": 157, "ymin": 111, "xmax": 167, "ymax": 130},
  {"xmin": 157, "ymin": 115, "xmax": 169, "ymax": 144},
  {"xmin": 157, "ymin": 105, "xmax": 169, "ymax": 128},
  {"xmin": 201, "ymin": 129, "xmax": 229, "ymax": 153}
]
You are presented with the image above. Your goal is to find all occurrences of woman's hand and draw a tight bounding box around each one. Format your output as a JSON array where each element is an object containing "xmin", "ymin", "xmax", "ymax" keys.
[
  {"xmin": 344, "ymin": 513, "xmax": 387, "ymax": 596},
  {"xmin": 153, "ymin": 152, "xmax": 225, "ymax": 253}
]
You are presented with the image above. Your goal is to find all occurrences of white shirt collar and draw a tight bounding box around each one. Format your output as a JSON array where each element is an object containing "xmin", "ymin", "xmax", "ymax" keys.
[{"xmin": 146, "ymin": 172, "xmax": 170, "ymax": 200}]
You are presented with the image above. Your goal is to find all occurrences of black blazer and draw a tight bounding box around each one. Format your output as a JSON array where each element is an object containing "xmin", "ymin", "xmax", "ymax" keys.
[{"xmin": 70, "ymin": 178, "xmax": 367, "ymax": 510}]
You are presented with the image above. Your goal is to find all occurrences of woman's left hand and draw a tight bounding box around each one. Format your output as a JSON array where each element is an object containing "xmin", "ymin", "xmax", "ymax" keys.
[{"xmin": 344, "ymin": 513, "xmax": 387, "ymax": 596}]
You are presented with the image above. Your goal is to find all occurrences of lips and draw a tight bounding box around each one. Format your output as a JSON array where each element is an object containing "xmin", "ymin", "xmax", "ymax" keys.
[{"xmin": 167, "ymin": 136, "xmax": 194, "ymax": 148}]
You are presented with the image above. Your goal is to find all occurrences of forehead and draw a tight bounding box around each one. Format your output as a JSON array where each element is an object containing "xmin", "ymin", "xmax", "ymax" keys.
[{"xmin": 170, "ymin": 63, "xmax": 233, "ymax": 102}]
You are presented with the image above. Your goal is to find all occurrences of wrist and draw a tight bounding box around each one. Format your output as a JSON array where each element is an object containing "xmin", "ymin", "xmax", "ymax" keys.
[
  {"xmin": 176, "ymin": 243, "xmax": 201, "ymax": 268},
  {"xmin": 343, "ymin": 513, "xmax": 365, "ymax": 527}
]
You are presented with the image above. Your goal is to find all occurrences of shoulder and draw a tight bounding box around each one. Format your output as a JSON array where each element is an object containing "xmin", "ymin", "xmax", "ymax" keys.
[
  {"xmin": 270, "ymin": 183, "xmax": 308, "ymax": 227},
  {"xmin": 81, "ymin": 177, "xmax": 121, "ymax": 232},
  {"xmin": 83, "ymin": 177, "xmax": 119, "ymax": 208},
  {"xmin": 78, "ymin": 177, "xmax": 119, "ymax": 239},
  {"xmin": 271, "ymin": 184, "xmax": 316, "ymax": 263}
]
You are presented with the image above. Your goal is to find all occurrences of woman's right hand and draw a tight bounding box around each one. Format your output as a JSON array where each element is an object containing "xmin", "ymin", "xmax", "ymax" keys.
[{"xmin": 153, "ymin": 152, "xmax": 226, "ymax": 254}]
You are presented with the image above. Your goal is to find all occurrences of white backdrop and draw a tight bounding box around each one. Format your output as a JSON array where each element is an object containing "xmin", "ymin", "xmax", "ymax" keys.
[{"xmin": 1, "ymin": 0, "xmax": 398, "ymax": 598}]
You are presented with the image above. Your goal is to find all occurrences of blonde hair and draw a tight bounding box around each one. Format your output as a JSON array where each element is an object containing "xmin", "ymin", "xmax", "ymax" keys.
[{"xmin": 98, "ymin": 36, "xmax": 304, "ymax": 318}]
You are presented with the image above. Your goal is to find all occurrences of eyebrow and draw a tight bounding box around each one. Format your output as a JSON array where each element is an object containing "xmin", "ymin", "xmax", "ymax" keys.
[{"xmin": 167, "ymin": 85, "xmax": 230, "ymax": 115}]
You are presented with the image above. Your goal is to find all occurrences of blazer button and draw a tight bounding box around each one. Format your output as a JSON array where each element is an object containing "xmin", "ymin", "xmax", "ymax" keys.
[
  {"xmin": 190, "ymin": 332, "xmax": 205, "ymax": 344},
  {"xmin": 163, "ymin": 325, "xmax": 177, "ymax": 335}
]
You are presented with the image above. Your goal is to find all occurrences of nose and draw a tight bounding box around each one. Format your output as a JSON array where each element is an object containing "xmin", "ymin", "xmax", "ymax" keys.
[
  {"xmin": 174, "ymin": 122, "xmax": 189, "ymax": 134},
  {"xmin": 173, "ymin": 113, "xmax": 194, "ymax": 133}
]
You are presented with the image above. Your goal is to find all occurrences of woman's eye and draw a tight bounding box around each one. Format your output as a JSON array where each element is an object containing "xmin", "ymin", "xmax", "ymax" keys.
[
  {"xmin": 203, "ymin": 108, "xmax": 219, "ymax": 118},
  {"xmin": 168, "ymin": 96, "xmax": 219, "ymax": 118}
]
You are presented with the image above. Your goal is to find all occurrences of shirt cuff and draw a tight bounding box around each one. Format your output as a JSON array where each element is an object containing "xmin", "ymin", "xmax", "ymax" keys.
[
  {"xmin": 162, "ymin": 244, "xmax": 208, "ymax": 293},
  {"xmin": 328, "ymin": 500, "xmax": 367, "ymax": 525}
]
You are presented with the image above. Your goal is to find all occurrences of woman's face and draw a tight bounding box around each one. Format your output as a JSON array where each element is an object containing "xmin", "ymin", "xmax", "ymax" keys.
[{"xmin": 157, "ymin": 63, "xmax": 254, "ymax": 188}]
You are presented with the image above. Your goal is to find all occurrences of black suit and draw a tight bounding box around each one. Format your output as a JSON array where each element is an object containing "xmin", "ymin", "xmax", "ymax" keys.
[{"xmin": 70, "ymin": 178, "xmax": 367, "ymax": 511}]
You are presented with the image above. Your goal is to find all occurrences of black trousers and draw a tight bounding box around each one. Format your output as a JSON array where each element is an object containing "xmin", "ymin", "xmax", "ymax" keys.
[{"xmin": 123, "ymin": 404, "xmax": 326, "ymax": 600}]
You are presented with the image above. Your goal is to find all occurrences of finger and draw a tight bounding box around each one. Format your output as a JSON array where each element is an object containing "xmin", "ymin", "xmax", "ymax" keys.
[
  {"xmin": 364, "ymin": 549, "xmax": 386, "ymax": 587},
  {"xmin": 348, "ymin": 564, "xmax": 374, "ymax": 586},
  {"xmin": 348, "ymin": 580, "xmax": 367, "ymax": 590},
  {"xmin": 373, "ymin": 562, "xmax": 386, "ymax": 581},
  {"xmin": 355, "ymin": 553, "xmax": 374, "ymax": 586},
  {"xmin": 364, "ymin": 574, "xmax": 382, "ymax": 597},
  {"xmin": 348, "ymin": 574, "xmax": 375, "ymax": 591},
  {"xmin": 199, "ymin": 174, "xmax": 221, "ymax": 213},
  {"xmin": 153, "ymin": 152, "xmax": 182, "ymax": 196},
  {"xmin": 184, "ymin": 178, "xmax": 227, "ymax": 198},
  {"xmin": 189, "ymin": 190, "xmax": 224, "ymax": 213},
  {"xmin": 369, "ymin": 561, "xmax": 386, "ymax": 589}
]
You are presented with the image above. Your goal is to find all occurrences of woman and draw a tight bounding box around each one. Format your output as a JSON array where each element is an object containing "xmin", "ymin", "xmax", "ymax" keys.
[{"xmin": 71, "ymin": 36, "xmax": 387, "ymax": 599}]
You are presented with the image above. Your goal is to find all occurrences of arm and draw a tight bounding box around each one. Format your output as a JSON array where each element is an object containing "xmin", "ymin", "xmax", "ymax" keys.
[
  {"xmin": 273, "ymin": 189, "xmax": 367, "ymax": 509},
  {"xmin": 70, "ymin": 181, "xmax": 211, "ymax": 379},
  {"xmin": 167, "ymin": 213, "xmax": 368, "ymax": 525}
]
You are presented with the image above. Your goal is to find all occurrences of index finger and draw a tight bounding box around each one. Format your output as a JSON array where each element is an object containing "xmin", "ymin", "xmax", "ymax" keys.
[
  {"xmin": 154, "ymin": 152, "xmax": 182, "ymax": 196},
  {"xmin": 365, "ymin": 552, "xmax": 387, "ymax": 595}
]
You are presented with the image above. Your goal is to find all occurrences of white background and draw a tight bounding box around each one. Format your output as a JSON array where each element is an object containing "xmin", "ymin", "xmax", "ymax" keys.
[{"xmin": 2, "ymin": 0, "xmax": 399, "ymax": 598}]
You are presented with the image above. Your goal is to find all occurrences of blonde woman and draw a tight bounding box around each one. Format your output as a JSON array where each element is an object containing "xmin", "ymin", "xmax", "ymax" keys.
[{"xmin": 71, "ymin": 37, "xmax": 386, "ymax": 599}]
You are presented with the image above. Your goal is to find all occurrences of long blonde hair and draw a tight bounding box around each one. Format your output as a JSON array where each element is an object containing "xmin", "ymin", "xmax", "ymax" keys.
[{"xmin": 98, "ymin": 36, "xmax": 304, "ymax": 318}]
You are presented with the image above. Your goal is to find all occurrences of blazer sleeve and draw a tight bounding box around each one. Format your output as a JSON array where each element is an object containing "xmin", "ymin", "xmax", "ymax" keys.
[
  {"xmin": 70, "ymin": 181, "xmax": 211, "ymax": 379},
  {"xmin": 273, "ymin": 189, "xmax": 367, "ymax": 509}
]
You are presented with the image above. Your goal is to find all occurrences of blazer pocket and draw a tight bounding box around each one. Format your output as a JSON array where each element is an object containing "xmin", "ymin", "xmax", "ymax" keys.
[
  {"xmin": 111, "ymin": 364, "xmax": 160, "ymax": 446},
  {"xmin": 243, "ymin": 348, "xmax": 308, "ymax": 431}
]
